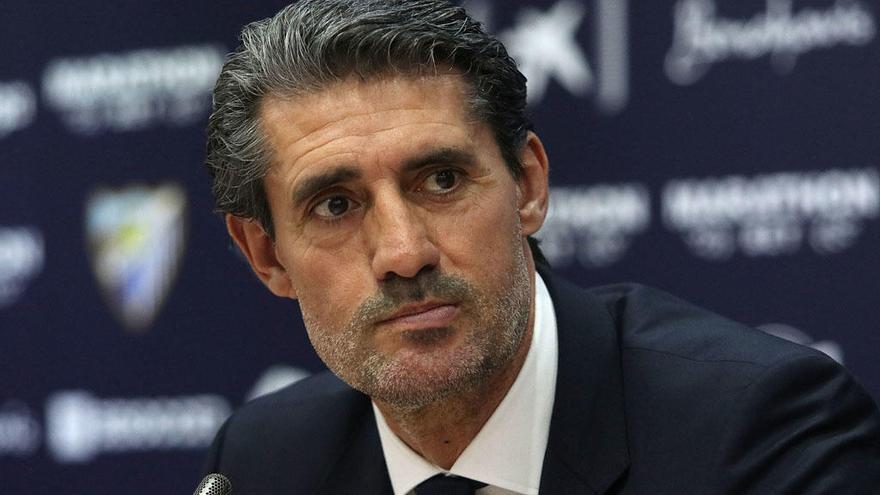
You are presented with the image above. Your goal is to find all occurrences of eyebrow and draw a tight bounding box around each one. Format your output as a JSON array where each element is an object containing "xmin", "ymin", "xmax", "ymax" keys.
[
  {"xmin": 290, "ymin": 147, "xmax": 478, "ymax": 205},
  {"xmin": 292, "ymin": 166, "xmax": 362, "ymax": 206},
  {"xmin": 402, "ymin": 147, "xmax": 477, "ymax": 174}
]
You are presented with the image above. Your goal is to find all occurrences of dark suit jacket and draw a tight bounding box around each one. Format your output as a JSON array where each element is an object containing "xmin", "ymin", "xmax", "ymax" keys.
[{"xmin": 203, "ymin": 272, "xmax": 880, "ymax": 494}]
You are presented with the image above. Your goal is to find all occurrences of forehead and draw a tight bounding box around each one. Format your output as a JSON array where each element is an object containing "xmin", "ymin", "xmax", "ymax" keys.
[
  {"xmin": 257, "ymin": 75, "xmax": 488, "ymax": 181},
  {"xmin": 263, "ymin": 72, "xmax": 475, "ymax": 123}
]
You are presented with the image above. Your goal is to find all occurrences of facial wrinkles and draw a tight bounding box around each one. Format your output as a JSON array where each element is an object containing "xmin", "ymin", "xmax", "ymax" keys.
[
  {"xmin": 285, "ymin": 119, "xmax": 470, "ymax": 180},
  {"xmin": 301, "ymin": 220, "xmax": 532, "ymax": 411},
  {"xmin": 266, "ymin": 82, "xmax": 462, "ymax": 141},
  {"xmin": 262, "ymin": 78, "xmax": 474, "ymax": 175},
  {"xmin": 268, "ymin": 75, "xmax": 534, "ymax": 411},
  {"xmin": 272, "ymin": 126, "xmax": 477, "ymax": 230}
]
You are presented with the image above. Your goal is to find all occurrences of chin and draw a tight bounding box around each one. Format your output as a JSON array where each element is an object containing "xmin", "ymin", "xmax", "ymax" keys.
[{"xmin": 364, "ymin": 342, "xmax": 490, "ymax": 410}]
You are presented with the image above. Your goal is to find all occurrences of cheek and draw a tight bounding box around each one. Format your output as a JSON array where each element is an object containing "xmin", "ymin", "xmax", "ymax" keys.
[
  {"xmin": 295, "ymin": 281, "xmax": 355, "ymax": 339},
  {"xmin": 436, "ymin": 192, "xmax": 523, "ymax": 272},
  {"xmin": 286, "ymin": 247, "xmax": 374, "ymax": 324}
]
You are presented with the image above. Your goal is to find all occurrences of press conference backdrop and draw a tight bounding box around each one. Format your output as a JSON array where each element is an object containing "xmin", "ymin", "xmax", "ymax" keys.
[{"xmin": 2, "ymin": 0, "xmax": 878, "ymax": 492}]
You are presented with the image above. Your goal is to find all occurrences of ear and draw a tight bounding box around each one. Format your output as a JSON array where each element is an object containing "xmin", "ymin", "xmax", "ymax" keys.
[
  {"xmin": 225, "ymin": 215, "xmax": 297, "ymax": 299},
  {"xmin": 516, "ymin": 131, "xmax": 550, "ymax": 236}
]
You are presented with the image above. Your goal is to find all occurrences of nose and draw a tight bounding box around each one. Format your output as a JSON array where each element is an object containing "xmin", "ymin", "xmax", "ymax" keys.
[{"xmin": 368, "ymin": 193, "xmax": 441, "ymax": 281}]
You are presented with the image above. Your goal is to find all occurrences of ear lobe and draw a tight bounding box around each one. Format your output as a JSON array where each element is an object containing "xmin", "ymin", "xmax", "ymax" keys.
[
  {"xmin": 225, "ymin": 215, "xmax": 297, "ymax": 299},
  {"xmin": 516, "ymin": 131, "xmax": 550, "ymax": 236}
]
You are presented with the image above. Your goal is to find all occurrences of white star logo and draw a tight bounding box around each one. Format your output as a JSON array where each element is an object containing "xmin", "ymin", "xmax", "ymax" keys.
[{"xmin": 500, "ymin": 1, "xmax": 593, "ymax": 104}]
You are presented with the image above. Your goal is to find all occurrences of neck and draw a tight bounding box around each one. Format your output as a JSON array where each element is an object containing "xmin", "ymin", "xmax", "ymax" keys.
[{"xmin": 374, "ymin": 272, "xmax": 536, "ymax": 470}]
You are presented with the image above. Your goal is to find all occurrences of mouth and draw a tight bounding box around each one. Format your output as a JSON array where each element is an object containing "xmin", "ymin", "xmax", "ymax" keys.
[{"xmin": 378, "ymin": 301, "xmax": 460, "ymax": 330}]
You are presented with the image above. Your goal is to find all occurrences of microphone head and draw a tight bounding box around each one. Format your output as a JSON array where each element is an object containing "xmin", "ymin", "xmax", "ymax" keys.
[{"xmin": 193, "ymin": 473, "xmax": 232, "ymax": 495}]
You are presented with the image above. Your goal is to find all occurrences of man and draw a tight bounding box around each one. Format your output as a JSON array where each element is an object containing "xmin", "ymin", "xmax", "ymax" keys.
[{"xmin": 201, "ymin": 1, "xmax": 880, "ymax": 493}]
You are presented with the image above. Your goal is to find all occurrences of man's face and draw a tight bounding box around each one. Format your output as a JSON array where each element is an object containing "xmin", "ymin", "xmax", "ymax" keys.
[{"xmin": 241, "ymin": 74, "xmax": 547, "ymax": 409}]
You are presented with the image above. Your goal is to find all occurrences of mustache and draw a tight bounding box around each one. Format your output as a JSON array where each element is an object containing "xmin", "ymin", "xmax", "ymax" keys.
[{"xmin": 351, "ymin": 270, "xmax": 476, "ymax": 326}]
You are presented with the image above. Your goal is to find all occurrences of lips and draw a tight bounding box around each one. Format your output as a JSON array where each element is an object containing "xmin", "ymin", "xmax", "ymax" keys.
[{"xmin": 379, "ymin": 302, "xmax": 459, "ymax": 329}]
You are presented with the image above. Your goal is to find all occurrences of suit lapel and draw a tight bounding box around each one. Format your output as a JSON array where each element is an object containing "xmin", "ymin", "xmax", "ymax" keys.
[{"xmin": 539, "ymin": 268, "xmax": 630, "ymax": 494}]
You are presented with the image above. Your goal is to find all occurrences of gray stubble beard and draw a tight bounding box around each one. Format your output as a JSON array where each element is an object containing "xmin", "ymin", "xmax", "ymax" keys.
[{"xmin": 301, "ymin": 237, "xmax": 533, "ymax": 412}]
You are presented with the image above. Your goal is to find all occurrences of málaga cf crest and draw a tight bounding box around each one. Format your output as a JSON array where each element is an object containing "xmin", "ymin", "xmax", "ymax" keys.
[{"xmin": 85, "ymin": 183, "xmax": 187, "ymax": 332}]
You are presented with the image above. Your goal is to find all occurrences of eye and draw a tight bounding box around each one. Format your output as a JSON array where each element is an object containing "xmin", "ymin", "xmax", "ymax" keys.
[
  {"xmin": 313, "ymin": 195, "xmax": 352, "ymax": 218},
  {"xmin": 421, "ymin": 169, "xmax": 460, "ymax": 193}
]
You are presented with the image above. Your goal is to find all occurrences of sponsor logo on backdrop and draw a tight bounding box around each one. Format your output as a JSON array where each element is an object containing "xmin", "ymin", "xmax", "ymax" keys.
[
  {"xmin": 0, "ymin": 226, "xmax": 45, "ymax": 309},
  {"xmin": 539, "ymin": 184, "xmax": 650, "ymax": 267},
  {"xmin": 42, "ymin": 44, "xmax": 226, "ymax": 134},
  {"xmin": 246, "ymin": 365, "xmax": 312, "ymax": 402},
  {"xmin": 666, "ymin": 0, "xmax": 877, "ymax": 85},
  {"xmin": 662, "ymin": 168, "xmax": 879, "ymax": 259},
  {"xmin": 85, "ymin": 183, "xmax": 187, "ymax": 332},
  {"xmin": 0, "ymin": 81, "xmax": 36, "ymax": 138},
  {"xmin": 0, "ymin": 401, "xmax": 40, "ymax": 457},
  {"xmin": 469, "ymin": 0, "xmax": 630, "ymax": 114},
  {"xmin": 758, "ymin": 323, "xmax": 844, "ymax": 363},
  {"xmin": 45, "ymin": 390, "xmax": 230, "ymax": 463}
]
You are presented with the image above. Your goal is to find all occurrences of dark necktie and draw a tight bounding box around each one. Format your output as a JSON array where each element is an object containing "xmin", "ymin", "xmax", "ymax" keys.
[{"xmin": 414, "ymin": 474, "xmax": 487, "ymax": 495}]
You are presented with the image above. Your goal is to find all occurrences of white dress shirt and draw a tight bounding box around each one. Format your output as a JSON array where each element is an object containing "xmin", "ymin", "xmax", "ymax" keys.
[{"xmin": 373, "ymin": 273, "xmax": 559, "ymax": 495}]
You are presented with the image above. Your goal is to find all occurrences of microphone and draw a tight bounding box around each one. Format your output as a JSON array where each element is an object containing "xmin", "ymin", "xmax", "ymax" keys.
[{"xmin": 193, "ymin": 473, "xmax": 232, "ymax": 495}]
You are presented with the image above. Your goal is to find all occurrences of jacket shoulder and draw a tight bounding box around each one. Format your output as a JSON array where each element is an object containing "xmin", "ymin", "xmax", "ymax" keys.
[
  {"xmin": 205, "ymin": 370, "xmax": 371, "ymax": 492},
  {"xmin": 563, "ymin": 281, "xmax": 880, "ymax": 492},
  {"xmin": 230, "ymin": 370, "xmax": 360, "ymax": 427},
  {"xmin": 587, "ymin": 282, "xmax": 821, "ymax": 368}
]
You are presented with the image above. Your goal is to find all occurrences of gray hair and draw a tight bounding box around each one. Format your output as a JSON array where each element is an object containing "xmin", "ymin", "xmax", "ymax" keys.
[{"xmin": 205, "ymin": 0, "xmax": 533, "ymax": 240}]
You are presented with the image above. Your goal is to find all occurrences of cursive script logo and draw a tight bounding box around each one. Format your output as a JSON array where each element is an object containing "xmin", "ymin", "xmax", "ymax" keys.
[{"xmin": 666, "ymin": 0, "xmax": 876, "ymax": 85}]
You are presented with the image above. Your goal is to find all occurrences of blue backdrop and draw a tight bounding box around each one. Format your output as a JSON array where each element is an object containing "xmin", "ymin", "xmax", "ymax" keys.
[{"xmin": 2, "ymin": 1, "xmax": 878, "ymax": 492}]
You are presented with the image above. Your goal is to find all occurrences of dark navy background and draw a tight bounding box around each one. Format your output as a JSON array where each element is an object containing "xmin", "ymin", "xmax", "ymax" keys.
[{"xmin": 1, "ymin": 1, "xmax": 878, "ymax": 493}]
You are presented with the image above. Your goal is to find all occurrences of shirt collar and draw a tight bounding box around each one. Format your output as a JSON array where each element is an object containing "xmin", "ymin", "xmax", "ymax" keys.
[{"xmin": 373, "ymin": 272, "xmax": 559, "ymax": 495}]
